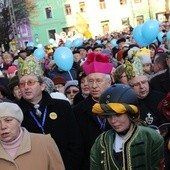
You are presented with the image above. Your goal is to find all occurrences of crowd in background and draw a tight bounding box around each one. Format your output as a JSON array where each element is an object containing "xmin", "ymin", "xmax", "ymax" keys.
[{"xmin": 0, "ymin": 21, "xmax": 170, "ymax": 169}]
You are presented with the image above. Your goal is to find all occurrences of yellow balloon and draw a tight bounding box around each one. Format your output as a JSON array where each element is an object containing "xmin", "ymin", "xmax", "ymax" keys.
[{"xmin": 84, "ymin": 31, "xmax": 92, "ymax": 38}]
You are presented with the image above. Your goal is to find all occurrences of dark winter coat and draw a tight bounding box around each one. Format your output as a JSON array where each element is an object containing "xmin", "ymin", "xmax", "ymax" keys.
[
  {"xmin": 18, "ymin": 91, "xmax": 83, "ymax": 170},
  {"xmin": 72, "ymin": 95, "xmax": 112, "ymax": 170},
  {"xmin": 150, "ymin": 68, "xmax": 170, "ymax": 95}
]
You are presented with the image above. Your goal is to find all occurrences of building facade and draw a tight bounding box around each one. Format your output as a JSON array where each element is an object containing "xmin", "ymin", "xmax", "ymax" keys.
[{"xmin": 28, "ymin": 0, "xmax": 170, "ymax": 45}]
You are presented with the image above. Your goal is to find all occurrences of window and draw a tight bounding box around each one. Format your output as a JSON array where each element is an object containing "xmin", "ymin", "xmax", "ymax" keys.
[
  {"xmin": 101, "ymin": 20, "xmax": 109, "ymax": 35},
  {"xmin": 79, "ymin": 2, "xmax": 86, "ymax": 13},
  {"xmin": 120, "ymin": 0, "xmax": 127, "ymax": 5},
  {"xmin": 65, "ymin": 4, "xmax": 72, "ymax": 15},
  {"xmin": 136, "ymin": 15, "xmax": 144, "ymax": 24},
  {"xmin": 134, "ymin": 0, "xmax": 142, "ymax": 3},
  {"xmin": 63, "ymin": 26, "xmax": 75, "ymax": 38},
  {"xmin": 99, "ymin": 0, "xmax": 106, "ymax": 9},
  {"xmin": 121, "ymin": 18, "xmax": 129, "ymax": 26},
  {"xmin": 45, "ymin": 7, "xmax": 52, "ymax": 18},
  {"xmin": 48, "ymin": 29, "xmax": 56, "ymax": 40}
]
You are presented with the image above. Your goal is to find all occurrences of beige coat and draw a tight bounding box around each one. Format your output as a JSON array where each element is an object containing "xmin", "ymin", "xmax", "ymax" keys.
[{"xmin": 0, "ymin": 128, "xmax": 65, "ymax": 170}]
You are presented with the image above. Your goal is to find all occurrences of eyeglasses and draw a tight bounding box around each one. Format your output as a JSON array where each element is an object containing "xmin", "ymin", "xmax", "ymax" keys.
[
  {"xmin": 19, "ymin": 80, "xmax": 40, "ymax": 88},
  {"xmin": 66, "ymin": 90, "xmax": 79, "ymax": 95},
  {"xmin": 87, "ymin": 79, "xmax": 106, "ymax": 86},
  {"xmin": 130, "ymin": 79, "xmax": 148, "ymax": 87}
]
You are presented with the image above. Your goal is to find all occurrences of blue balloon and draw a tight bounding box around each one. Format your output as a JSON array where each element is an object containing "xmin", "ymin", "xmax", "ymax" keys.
[
  {"xmin": 110, "ymin": 39, "xmax": 118, "ymax": 47},
  {"xmin": 33, "ymin": 48, "xmax": 45, "ymax": 60},
  {"xmin": 54, "ymin": 47, "xmax": 73, "ymax": 71},
  {"xmin": 167, "ymin": 31, "xmax": 170, "ymax": 41},
  {"xmin": 96, "ymin": 40, "xmax": 101, "ymax": 45},
  {"xmin": 27, "ymin": 42, "xmax": 34, "ymax": 48},
  {"xmin": 152, "ymin": 39, "xmax": 157, "ymax": 43},
  {"xmin": 37, "ymin": 44, "xmax": 43, "ymax": 48},
  {"xmin": 133, "ymin": 25, "xmax": 149, "ymax": 47},
  {"xmin": 157, "ymin": 32, "xmax": 165, "ymax": 42},
  {"xmin": 65, "ymin": 40, "xmax": 72, "ymax": 48},
  {"xmin": 142, "ymin": 20, "xmax": 159, "ymax": 44},
  {"xmin": 72, "ymin": 38, "xmax": 83, "ymax": 47}
]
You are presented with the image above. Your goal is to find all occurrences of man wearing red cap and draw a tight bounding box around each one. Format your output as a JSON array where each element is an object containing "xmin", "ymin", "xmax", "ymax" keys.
[{"xmin": 73, "ymin": 52, "xmax": 113, "ymax": 170}]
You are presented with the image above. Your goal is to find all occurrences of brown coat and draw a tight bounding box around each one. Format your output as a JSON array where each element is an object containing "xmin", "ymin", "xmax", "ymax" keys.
[{"xmin": 0, "ymin": 128, "xmax": 65, "ymax": 170}]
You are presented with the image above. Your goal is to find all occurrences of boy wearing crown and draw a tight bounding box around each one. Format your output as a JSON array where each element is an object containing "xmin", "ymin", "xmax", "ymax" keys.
[{"xmin": 17, "ymin": 55, "xmax": 83, "ymax": 170}]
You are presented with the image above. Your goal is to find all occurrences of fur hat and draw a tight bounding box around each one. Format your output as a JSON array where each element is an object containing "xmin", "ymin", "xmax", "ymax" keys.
[
  {"xmin": 82, "ymin": 52, "xmax": 113, "ymax": 75},
  {"xmin": 0, "ymin": 100, "xmax": 23, "ymax": 123}
]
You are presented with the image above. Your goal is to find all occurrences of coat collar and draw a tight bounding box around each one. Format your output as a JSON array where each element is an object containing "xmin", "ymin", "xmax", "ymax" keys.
[
  {"xmin": 0, "ymin": 128, "xmax": 31, "ymax": 162},
  {"xmin": 19, "ymin": 91, "xmax": 55, "ymax": 112}
]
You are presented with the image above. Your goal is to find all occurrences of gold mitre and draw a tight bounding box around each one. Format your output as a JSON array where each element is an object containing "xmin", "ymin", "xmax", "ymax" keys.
[
  {"xmin": 18, "ymin": 55, "xmax": 43, "ymax": 78},
  {"xmin": 124, "ymin": 56, "xmax": 143, "ymax": 81}
]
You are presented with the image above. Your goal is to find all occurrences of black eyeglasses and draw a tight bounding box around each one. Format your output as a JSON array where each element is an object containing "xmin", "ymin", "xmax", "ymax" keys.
[{"xmin": 66, "ymin": 90, "xmax": 79, "ymax": 95}]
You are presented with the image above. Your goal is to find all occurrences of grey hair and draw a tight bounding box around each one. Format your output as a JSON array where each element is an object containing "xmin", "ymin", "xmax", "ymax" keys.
[{"xmin": 105, "ymin": 74, "xmax": 111, "ymax": 81}]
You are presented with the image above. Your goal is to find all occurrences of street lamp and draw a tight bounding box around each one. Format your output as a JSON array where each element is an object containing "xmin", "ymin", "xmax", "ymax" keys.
[{"xmin": 8, "ymin": 0, "xmax": 20, "ymax": 50}]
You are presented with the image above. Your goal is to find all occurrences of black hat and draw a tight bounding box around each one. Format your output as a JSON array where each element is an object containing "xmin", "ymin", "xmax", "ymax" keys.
[
  {"xmin": 8, "ymin": 76, "xmax": 19, "ymax": 91},
  {"xmin": 86, "ymin": 45, "xmax": 93, "ymax": 51},
  {"xmin": 77, "ymin": 45, "xmax": 87, "ymax": 51},
  {"xmin": 72, "ymin": 50, "xmax": 80, "ymax": 54},
  {"xmin": 92, "ymin": 44, "xmax": 103, "ymax": 51},
  {"xmin": 99, "ymin": 84, "xmax": 138, "ymax": 105},
  {"xmin": 116, "ymin": 38, "xmax": 126, "ymax": 44}
]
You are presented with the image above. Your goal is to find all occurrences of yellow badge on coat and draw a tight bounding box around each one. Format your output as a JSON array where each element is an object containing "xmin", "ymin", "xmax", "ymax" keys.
[{"xmin": 49, "ymin": 112, "xmax": 57, "ymax": 120}]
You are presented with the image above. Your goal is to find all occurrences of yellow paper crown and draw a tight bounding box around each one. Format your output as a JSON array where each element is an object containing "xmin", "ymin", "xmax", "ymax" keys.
[{"xmin": 18, "ymin": 55, "xmax": 43, "ymax": 78}]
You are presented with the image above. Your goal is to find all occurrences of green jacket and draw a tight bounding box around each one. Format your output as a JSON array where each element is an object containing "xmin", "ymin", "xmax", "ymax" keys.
[{"xmin": 90, "ymin": 125, "xmax": 164, "ymax": 170}]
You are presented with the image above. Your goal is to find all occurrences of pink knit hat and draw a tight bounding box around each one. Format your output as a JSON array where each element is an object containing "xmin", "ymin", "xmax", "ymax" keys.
[
  {"xmin": 7, "ymin": 66, "xmax": 17, "ymax": 74},
  {"xmin": 82, "ymin": 52, "xmax": 113, "ymax": 75}
]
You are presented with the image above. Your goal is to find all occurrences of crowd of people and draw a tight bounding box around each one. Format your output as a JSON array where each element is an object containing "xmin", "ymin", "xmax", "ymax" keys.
[{"xmin": 0, "ymin": 23, "xmax": 170, "ymax": 170}]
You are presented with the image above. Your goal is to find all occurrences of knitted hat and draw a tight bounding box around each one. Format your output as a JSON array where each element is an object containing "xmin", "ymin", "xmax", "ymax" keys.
[
  {"xmin": 156, "ymin": 47, "xmax": 165, "ymax": 53},
  {"xmin": 0, "ymin": 100, "xmax": 23, "ymax": 123},
  {"xmin": 82, "ymin": 52, "xmax": 113, "ymax": 75},
  {"xmin": 7, "ymin": 65, "xmax": 18, "ymax": 74},
  {"xmin": 64, "ymin": 80, "xmax": 79, "ymax": 92},
  {"xmin": 43, "ymin": 77, "xmax": 55, "ymax": 94}
]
